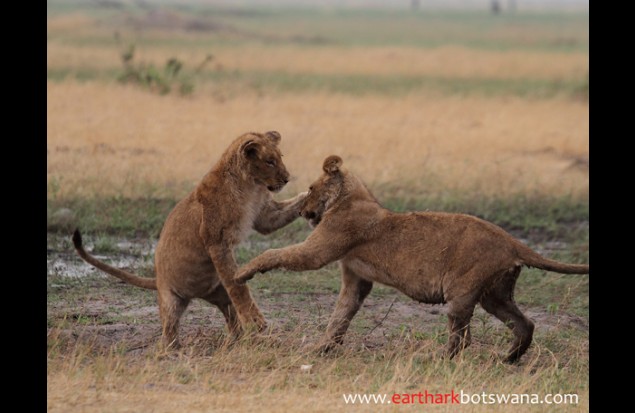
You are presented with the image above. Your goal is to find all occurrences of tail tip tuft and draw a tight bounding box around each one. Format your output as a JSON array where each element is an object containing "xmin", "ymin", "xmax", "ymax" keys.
[{"xmin": 72, "ymin": 228, "xmax": 82, "ymax": 249}]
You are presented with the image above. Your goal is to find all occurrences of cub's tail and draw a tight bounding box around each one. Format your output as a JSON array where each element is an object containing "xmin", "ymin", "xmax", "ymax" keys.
[
  {"xmin": 72, "ymin": 229, "xmax": 157, "ymax": 290},
  {"xmin": 518, "ymin": 244, "xmax": 589, "ymax": 274}
]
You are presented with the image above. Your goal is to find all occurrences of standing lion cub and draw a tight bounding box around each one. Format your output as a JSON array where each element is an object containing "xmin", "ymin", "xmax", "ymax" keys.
[
  {"xmin": 235, "ymin": 155, "xmax": 589, "ymax": 363},
  {"xmin": 73, "ymin": 131, "xmax": 306, "ymax": 348}
]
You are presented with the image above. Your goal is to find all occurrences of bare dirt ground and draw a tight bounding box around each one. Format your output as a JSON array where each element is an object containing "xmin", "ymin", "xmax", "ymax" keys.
[{"xmin": 47, "ymin": 233, "xmax": 588, "ymax": 358}]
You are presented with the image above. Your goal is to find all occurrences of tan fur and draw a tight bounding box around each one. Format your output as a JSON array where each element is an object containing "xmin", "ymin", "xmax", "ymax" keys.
[
  {"xmin": 73, "ymin": 131, "xmax": 307, "ymax": 348},
  {"xmin": 235, "ymin": 155, "xmax": 589, "ymax": 363}
]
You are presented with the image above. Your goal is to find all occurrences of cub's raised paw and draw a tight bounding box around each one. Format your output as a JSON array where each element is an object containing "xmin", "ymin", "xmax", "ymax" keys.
[{"xmin": 234, "ymin": 267, "xmax": 257, "ymax": 285}]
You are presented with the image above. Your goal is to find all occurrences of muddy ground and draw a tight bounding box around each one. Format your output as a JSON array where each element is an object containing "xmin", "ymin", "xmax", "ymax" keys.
[{"xmin": 47, "ymin": 231, "xmax": 588, "ymax": 359}]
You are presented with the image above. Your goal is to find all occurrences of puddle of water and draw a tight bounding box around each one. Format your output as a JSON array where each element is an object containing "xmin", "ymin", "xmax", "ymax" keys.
[
  {"xmin": 47, "ymin": 235, "xmax": 156, "ymax": 278},
  {"xmin": 47, "ymin": 234, "xmax": 575, "ymax": 279}
]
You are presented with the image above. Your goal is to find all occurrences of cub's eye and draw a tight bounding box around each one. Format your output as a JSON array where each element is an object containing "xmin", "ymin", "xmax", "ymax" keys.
[
  {"xmin": 308, "ymin": 186, "xmax": 313, "ymax": 192},
  {"xmin": 266, "ymin": 160, "xmax": 276, "ymax": 167}
]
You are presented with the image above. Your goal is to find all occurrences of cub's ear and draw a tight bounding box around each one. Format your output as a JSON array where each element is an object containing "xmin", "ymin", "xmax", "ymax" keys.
[
  {"xmin": 323, "ymin": 155, "xmax": 343, "ymax": 175},
  {"xmin": 241, "ymin": 140, "xmax": 260, "ymax": 159},
  {"xmin": 264, "ymin": 131, "xmax": 281, "ymax": 144}
]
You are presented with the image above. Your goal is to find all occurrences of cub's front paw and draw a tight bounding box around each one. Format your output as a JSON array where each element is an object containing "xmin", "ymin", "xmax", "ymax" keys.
[
  {"xmin": 234, "ymin": 266, "xmax": 258, "ymax": 285},
  {"xmin": 294, "ymin": 191, "xmax": 308, "ymax": 206},
  {"xmin": 315, "ymin": 340, "xmax": 341, "ymax": 356}
]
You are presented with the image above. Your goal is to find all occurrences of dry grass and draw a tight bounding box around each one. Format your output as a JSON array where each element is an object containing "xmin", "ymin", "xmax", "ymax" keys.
[
  {"xmin": 47, "ymin": 81, "xmax": 588, "ymax": 200},
  {"xmin": 47, "ymin": 319, "xmax": 588, "ymax": 413},
  {"xmin": 47, "ymin": 241, "xmax": 588, "ymax": 412},
  {"xmin": 47, "ymin": 358, "xmax": 588, "ymax": 413},
  {"xmin": 47, "ymin": 8, "xmax": 588, "ymax": 203}
]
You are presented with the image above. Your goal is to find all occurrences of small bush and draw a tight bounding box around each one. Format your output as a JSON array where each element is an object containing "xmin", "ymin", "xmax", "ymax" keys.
[{"xmin": 117, "ymin": 43, "xmax": 202, "ymax": 96}]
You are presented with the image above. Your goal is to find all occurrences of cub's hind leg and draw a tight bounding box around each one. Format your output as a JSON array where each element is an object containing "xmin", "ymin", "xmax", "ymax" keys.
[
  {"xmin": 158, "ymin": 289, "xmax": 190, "ymax": 349},
  {"xmin": 480, "ymin": 267, "xmax": 534, "ymax": 363}
]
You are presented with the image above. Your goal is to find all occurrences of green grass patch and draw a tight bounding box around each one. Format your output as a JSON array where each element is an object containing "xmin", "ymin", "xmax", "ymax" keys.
[
  {"xmin": 47, "ymin": 193, "xmax": 588, "ymax": 240},
  {"xmin": 516, "ymin": 269, "xmax": 589, "ymax": 317},
  {"xmin": 381, "ymin": 191, "xmax": 588, "ymax": 237},
  {"xmin": 47, "ymin": 196, "xmax": 177, "ymax": 237},
  {"xmin": 47, "ymin": 67, "xmax": 588, "ymax": 100},
  {"xmin": 47, "ymin": 67, "xmax": 120, "ymax": 82},
  {"xmin": 207, "ymin": 70, "xmax": 588, "ymax": 99}
]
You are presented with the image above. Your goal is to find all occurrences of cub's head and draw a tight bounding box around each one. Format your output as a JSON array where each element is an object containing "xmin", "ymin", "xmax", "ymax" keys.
[
  {"xmin": 240, "ymin": 131, "xmax": 290, "ymax": 192},
  {"xmin": 300, "ymin": 155, "xmax": 345, "ymax": 228}
]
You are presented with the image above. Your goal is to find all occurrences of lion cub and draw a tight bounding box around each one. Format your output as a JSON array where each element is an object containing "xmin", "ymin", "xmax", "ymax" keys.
[
  {"xmin": 235, "ymin": 155, "xmax": 589, "ymax": 363},
  {"xmin": 73, "ymin": 131, "xmax": 306, "ymax": 348}
]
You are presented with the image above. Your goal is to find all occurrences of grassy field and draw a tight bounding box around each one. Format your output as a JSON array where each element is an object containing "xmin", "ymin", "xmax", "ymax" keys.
[
  {"xmin": 47, "ymin": 1, "xmax": 588, "ymax": 412},
  {"xmin": 47, "ymin": 226, "xmax": 588, "ymax": 413}
]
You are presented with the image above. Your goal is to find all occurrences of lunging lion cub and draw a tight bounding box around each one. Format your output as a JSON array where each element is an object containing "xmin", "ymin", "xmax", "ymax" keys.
[
  {"xmin": 235, "ymin": 155, "xmax": 589, "ymax": 363},
  {"xmin": 73, "ymin": 131, "xmax": 306, "ymax": 348}
]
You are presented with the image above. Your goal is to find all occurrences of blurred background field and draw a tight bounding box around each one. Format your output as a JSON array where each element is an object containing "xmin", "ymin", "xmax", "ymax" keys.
[
  {"xmin": 47, "ymin": 0, "xmax": 588, "ymax": 234},
  {"xmin": 47, "ymin": 1, "xmax": 588, "ymax": 412}
]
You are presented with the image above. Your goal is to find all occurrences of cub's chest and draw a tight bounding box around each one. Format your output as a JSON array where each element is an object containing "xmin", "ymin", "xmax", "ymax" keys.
[
  {"xmin": 235, "ymin": 191, "xmax": 266, "ymax": 242},
  {"xmin": 198, "ymin": 185, "xmax": 268, "ymax": 247}
]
